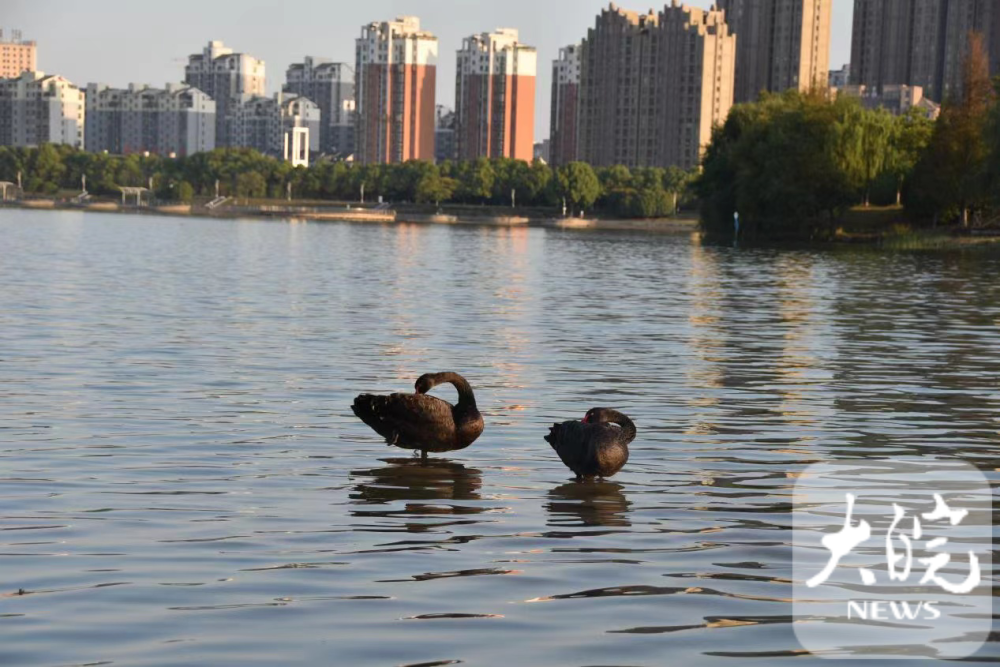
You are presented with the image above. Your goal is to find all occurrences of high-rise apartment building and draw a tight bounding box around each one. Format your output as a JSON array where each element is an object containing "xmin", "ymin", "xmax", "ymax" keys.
[
  {"xmin": 85, "ymin": 83, "xmax": 216, "ymax": 156},
  {"xmin": 435, "ymin": 104, "xmax": 456, "ymax": 163},
  {"xmin": 231, "ymin": 93, "xmax": 320, "ymax": 158},
  {"xmin": 284, "ymin": 58, "xmax": 355, "ymax": 157},
  {"xmin": 355, "ymin": 16, "xmax": 437, "ymax": 164},
  {"xmin": 455, "ymin": 28, "xmax": 536, "ymax": 162},
  {"xmin": 578, "ymin": 3, "xmax": 735, "ymax": 169},
  {"xmin": 579, "ymin": 6, "xmax": 659, "ymax": 168},
  {"xmin": 549, "ymin": 44, "xmax": 581, "ymax": 166},
  {"xmin": 850, "ymin": 0, "xmax": 998, "ymax": 102},
  {"xmin": 0, "ymin": 30, "xmax": 36, "ymax": 79},
  {"xmin": 184, "ymin": 41, "xmax": 265, "ymax": 148},
  {"xmin": 718, "ymin": 0, "xmax": 832, "ymax": 103},
  {"xmin": 658, "ymin": 5, "xmax": 736, "ymax": 168},
  {"xmin": 0, "ymin": 71, "xmax": 84, "ymax": 148}
]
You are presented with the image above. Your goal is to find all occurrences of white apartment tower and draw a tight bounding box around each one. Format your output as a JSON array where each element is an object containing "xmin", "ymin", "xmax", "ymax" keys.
[
  {"xmin": 184, "ymin": 41, "xmax": 265, "ymax": 147},
  {"xmin": 0, "ymin": 71, "xmax": 85, "ymax": 148},
  {"xmin": 284, "ymin": 57, "xmax": 355, "ymax": 157},
  {"xmin": 85, "ymin": 83, "xmax": 216, "ymax": 156}
]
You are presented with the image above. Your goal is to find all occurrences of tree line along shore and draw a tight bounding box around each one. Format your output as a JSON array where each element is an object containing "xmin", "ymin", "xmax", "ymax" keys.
[
  {"xmin": 0, "ymin": 145, "xmax": 698, "ymax": 222},
  {"xmin": 2, "ymin": 39, "xmax": 997, "ymax": 244}
]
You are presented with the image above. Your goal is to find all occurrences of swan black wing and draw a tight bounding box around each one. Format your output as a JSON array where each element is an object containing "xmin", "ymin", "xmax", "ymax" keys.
[
  {"xmin": 546, "ymin": 422, "xmax": 627, "ymax": 478},
  {"xmin": 352, "ymin": 393, "xmax": 456, "ymax": 447},
  {"xmin": 546, "ymin": 420, "xmax": 595, "ymax": 477}
]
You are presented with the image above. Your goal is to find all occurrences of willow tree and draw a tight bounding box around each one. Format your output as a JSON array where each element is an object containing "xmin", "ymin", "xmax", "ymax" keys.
[
  {"xmin": 886, "ymin": 109, "xmax": 934, "ymax": 206},
  {"xmin": 835, "ymin": 102, "xmax": 896, "ymax": 207}
]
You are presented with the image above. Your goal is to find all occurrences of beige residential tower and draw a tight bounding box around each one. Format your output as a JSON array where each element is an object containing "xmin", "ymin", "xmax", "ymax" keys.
[
  {"xmin": 578, "ymin": 3, "xmax": 735, "ymax": 169},
  {"xmin": 718, "ymin": 0, "xmax": 832, "ymax": 103}
]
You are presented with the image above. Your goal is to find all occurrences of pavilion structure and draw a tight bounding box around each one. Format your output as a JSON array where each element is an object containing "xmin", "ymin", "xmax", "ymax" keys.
[
  {"xmin": 0, "ymin": 181, "xmax": 19, "ymax": 201},
  {"xmin": 119, "ymin": 186, "xmax": 150, "ymax": 207}
]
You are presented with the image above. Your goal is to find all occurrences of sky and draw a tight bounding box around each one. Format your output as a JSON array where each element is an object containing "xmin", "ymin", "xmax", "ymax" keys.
[{"xmin": 7, "ymin": 0, "xmax": 855, "ymax": 138}]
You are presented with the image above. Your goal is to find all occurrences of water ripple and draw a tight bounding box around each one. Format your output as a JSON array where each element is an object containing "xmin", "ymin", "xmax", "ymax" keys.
[{"xmin": 0, "ymin": 212, "xmax": 997, "ymax": 665}]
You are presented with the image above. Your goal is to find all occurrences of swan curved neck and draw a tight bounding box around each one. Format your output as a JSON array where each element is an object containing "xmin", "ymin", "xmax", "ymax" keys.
[
  {"xmin": 610, "ymin": 412, "xmax": 637, "ymax": 442},
  {"xmin": 620, "ymin": 417, "xmax": 637, "ymax": 443},
  {"xmin": 433, "ymin": 373, "xmax": 477, "ymax": 408}
]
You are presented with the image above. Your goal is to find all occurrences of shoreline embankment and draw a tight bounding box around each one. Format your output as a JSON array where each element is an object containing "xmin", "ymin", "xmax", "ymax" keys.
[{"xmin": 0, "ymin": 199, "xmax": 701, "ymax": 233}]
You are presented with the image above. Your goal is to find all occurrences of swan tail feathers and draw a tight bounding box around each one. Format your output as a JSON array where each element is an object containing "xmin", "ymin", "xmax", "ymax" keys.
[
  {"xmin": 351, "ymin": 394, "xmax": 380, "ymax": 420},
  {"xmin": 352, "ymin": 394, "xmax": 398, "ymax": 443}
]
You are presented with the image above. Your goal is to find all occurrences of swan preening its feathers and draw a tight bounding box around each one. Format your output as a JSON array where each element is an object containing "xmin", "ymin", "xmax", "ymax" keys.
[
  {"xmin": 352, "ymin": 372, "xmax": 485, "ymax": 460},
  {"xmin": 352, "ymin": 373, "xmax": 635, "ymax": 478},
  {"xmin": 545, "ymin": 408, "xmax": 636, "ymax": 479}
]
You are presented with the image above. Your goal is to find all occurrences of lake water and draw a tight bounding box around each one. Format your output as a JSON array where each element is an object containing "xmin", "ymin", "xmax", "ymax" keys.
[{"xmin": 1, "ymin": 209, "xmax": 998, "ymax": 666}]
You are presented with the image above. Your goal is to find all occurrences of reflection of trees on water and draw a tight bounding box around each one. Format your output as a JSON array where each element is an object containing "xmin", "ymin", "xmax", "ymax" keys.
[
  {"xmin": 546, "ymin": 482, "xmax": 632, "ymax": 528},
  {"xmin": 349, "ymin": 458, "xmax": 484, "ymax": 533}
]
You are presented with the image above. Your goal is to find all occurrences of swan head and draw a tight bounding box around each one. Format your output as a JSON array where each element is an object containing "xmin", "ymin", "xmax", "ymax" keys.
[
  {"xmin": 584, "ymin": 408, "xmax": 625, "ymax": 425},
  {"xmin": 415, "ymin": 374, "xmax": 436, "ymax": 394},
  {"xmin": 583, "ymin": 408, "xmax": 608, "ymax": 424}
]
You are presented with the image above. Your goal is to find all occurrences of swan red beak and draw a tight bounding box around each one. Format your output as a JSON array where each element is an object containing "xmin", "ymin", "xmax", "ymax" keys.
[{"xmin": 582, "ymin": 415, "xmax": 590, "ymax": 424}]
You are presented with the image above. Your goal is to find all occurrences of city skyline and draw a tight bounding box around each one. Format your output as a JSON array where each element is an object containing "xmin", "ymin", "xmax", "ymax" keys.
[{"xmin": 4, "ymin": 0, "xmax": 856, "ymax": 138}]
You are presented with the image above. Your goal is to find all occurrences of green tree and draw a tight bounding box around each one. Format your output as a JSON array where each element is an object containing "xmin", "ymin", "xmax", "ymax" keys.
[
  {"xmin": 836, "ymin": 103, "xmax": 894, "ymax": 206},
  {"xmin": 492, "ymin": 158, "xmax": 533, "ymax": 205},
  {"xmin": 176, "ymin": 181, "xmax": 195, "ymax": 203},
  {"xmin": 414, "ymin": 171, "xmax": 457, "ymax": 205},
  {"xmin": 116, "ymin": 154, "xmax": 147, "ymax": 188},
  {"xmin": 885, "ymin": 109, "xmax": 933, "ymax": 206},
  {"xmin": 697, "ymin": 90, "xmax": 857, "ymax": 240},
  {"xmin": 556, "ymin": 162, "xmax": 601, "ymax": 215},
  {"xmin": 626, "ymin": 186, "xmax": 672, "ymax": 218},
  {"xmin": 457, "ymin": 158, "xmax": 495, "ymax": 202},
  {"xmin": 523, "ymin": 159, "xmax": 554, "ymax": 206},
  {"xmin": 599, "ymin": 165, "xmax": 633, "ymax": 192},
  {"xmin": 235, "ymin": 171, "xmax": 267, "ymax": 200},
  {"xmin": 908, "ymin": 32, "xmax": 994, "ymax": 226},
  {"xmin": 29, "ymin": 144, "xmax": 67, "ymax": 194},
  {"xmin": 989, "ymin": 81, "xmax": 1000, "ymax": 210},
  {"xmin": 662, "ymin": 166, "xmax": 695, "ymax": 215}
]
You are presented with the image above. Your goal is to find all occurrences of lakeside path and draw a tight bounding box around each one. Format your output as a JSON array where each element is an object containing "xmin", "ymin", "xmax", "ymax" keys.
[{"xmin": 1, "ymin": 200, "xmax": 701, "ymax": 233}]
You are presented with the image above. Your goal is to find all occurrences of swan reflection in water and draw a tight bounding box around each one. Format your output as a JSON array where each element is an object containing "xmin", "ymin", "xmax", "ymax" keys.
[
  {"xmin": 546, "ymin": 482, "xmax": 632, "ymax": 528},
  {"xmin": 350, "ymin": 458, "xmax": 484, "ymax": 533}
]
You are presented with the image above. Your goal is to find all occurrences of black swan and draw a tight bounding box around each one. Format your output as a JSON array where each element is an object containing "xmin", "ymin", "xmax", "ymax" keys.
[
  {"xmin": 352, "ymin": 372, "xmax": 485, "ymax": 461},
  {"xmin": 545, "ymin": 408, "xmax": 635, "ymax": 479}
]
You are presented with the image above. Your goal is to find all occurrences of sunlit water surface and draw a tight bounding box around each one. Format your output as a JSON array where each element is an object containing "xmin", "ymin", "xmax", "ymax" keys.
[{"xmin": 1, "ymin": 210, "xmax": 998, "ymax": 666}]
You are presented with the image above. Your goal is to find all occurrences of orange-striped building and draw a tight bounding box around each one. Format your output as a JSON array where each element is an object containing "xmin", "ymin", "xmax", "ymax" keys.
[
  {"xmin": 549, "ymin": 44, "xmax": 581, "ymax": 166},
  {"xmin": 455, "ymin": 28, "xmax": 536, "ymax": 162},
  {"xmin": 355, "ymin": 16, "xmax": 438, "ymax": 164}
]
